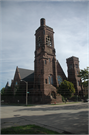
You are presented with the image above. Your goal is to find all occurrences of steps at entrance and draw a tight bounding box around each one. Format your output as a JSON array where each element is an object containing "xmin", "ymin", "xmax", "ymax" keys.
[{"xmin": 49, "ymin": 84, "xmax": 57, "ymax": 92}]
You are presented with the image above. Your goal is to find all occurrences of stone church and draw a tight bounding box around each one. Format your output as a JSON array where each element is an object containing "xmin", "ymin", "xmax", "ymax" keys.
[{"xmin": 11, "ymin": 18, "xmax": 82, "ymax": 104}]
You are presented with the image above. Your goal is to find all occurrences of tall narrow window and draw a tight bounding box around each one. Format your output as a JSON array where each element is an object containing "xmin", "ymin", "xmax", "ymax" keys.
[
  {"xmin": 49, "ymin": 58, "xmax": 50, "ymax": 62},
  {"xmin": 57, "ymin": 75, "xmax": 63, "ymax": 85},
  {"xmin": 45, "ymin": 79, "xmax": 47, "ymax": 84},
  {"xmin": 48, "ymin": 76, "xmax": 50, "ymax": 84},
  {"xmin": 78, "ymin": 81, "xmax": 80, "ymax": 86},
  {"xmin": 77, "ymin": 71, "xmax": 79, "ymax": 74},
  {"xmin": 45, "ymin": 60, "xmax": 47, "ymax": 64},
  {"xmin": 48, "ymin": 75, "xmax": 53, "ymax": 85},
  {"xmin": 51, "ymin": 76, "xmax": 53, "ymax": 85},
  {"xmin": 75, "ymin": 64, "xmax": 78, "ymax": 68},
  {"xmin": 46, "ymin": 36, "xmax": 52, "ymax": 46}
]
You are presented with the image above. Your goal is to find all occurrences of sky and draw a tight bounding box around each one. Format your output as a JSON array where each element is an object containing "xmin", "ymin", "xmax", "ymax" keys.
[{"xmin": 0, "ymin": 0, "xmax": 89, "ymax": 90}]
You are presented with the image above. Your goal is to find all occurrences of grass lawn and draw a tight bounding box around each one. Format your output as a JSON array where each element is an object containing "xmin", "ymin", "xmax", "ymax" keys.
[
  {"xmin": 1, "ymin": 103, "xmax": 35, "ymax": 106},
  {"xmin": 1, "ymin": 124, "xmax": 60, "ymax": 134}
]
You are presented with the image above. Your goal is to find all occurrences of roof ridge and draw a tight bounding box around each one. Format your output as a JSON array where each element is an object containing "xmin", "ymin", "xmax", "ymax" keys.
[{"xmin": 18, "ymin": 68, "xmax": 34, "ymax": 71}]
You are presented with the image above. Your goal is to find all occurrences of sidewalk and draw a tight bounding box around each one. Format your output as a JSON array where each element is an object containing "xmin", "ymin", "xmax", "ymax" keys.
[{"xmin": 34, "ymin": 101, "xmax": 87, "ymax": 108}]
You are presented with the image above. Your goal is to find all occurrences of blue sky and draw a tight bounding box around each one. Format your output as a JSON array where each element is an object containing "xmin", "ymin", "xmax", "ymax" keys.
[{"xmin": 0, "ymin": 0, "xmax": 89, "ymax": 90}]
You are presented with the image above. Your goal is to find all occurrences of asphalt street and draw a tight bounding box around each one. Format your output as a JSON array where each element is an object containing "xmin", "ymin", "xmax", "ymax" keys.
[{"xmin": 1, "ymin": 102, "xmax": 89, "ymax": 134}]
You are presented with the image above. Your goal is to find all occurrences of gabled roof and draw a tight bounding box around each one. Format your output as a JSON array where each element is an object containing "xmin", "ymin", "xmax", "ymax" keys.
[
  {"xmin": 18, "ymin": 68, "xmax": 34, "ymax": 82},
  {"xmin": 5, "ymin": 82, "xmax": 10, "ymax": 89}
]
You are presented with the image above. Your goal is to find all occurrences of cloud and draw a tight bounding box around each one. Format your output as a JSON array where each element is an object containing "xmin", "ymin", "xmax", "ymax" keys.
[{"xmin": 0, "ymin": 1, "xmax": 89, "ymax": 89}]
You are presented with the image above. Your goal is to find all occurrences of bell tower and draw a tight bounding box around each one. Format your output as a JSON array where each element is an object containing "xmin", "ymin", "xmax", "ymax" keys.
[
  {"xmin": 34, "ymin": 18, "xmax": 58, "ymax": 103},
  {"xmin": 66, "ymin": 56, "xmax": 82, "ymax": 95}
]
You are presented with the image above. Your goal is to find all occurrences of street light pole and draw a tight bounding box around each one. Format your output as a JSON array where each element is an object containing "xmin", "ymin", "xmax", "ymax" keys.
[
  {"xmin": 21, "ymin": 80, "xmax": 28, "ymax": 105},
  {"xmin": 26, "ymin": 82, "xmax": 28, "ymax": 106}
]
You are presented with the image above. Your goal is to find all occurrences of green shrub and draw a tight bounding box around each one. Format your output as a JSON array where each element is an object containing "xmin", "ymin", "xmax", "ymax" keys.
[
  {"xmin": 78, "ymin": 96, "xmax": 81, "ymax": 101},
  {"xmin": 85, "ymin": 94, "xmax": 88, "ymax": 99},
  {"xmin": 62, "ymin": 96, "xmax": 65, "ymax": 102},
  {"xmin": 71, "ymin": 95, "xmax": 78, "ymax": 101},
  {"xmin": 57, "ymin": 80, "xmax": 75, "ymax": 98},
  {"xmin": 62, "ymin": 96, "xmax": 67, "ymax": 102}
]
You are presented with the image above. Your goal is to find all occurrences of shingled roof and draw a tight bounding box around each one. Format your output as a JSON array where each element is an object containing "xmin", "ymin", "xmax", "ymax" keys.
[{"xmin": 18, "ymin": 68, "xmax": 34, "ymax": 82}]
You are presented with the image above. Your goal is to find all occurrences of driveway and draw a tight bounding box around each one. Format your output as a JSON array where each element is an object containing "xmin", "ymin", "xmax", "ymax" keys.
[{"xmin": 1, "ymin": 102, "xmax": 89, "ymax": 134}]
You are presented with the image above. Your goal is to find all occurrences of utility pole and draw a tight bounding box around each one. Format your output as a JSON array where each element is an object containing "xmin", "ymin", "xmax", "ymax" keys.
[{"xmin": 21, "ymin": 80, "xmax": 28, "ymax": 105}]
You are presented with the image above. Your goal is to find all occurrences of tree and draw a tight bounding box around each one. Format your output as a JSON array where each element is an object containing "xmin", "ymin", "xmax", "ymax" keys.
[
  {"xmin": 1, "ymin": 86, "xmax": 13, "ymax": 96},
  {"xmin": 5, "ymin": 87, "xmax": 13, "ymax": 96},
  {"xmin": 1, "ymin": 87, "xmax": 5, "ymax": 95},
  {"xmin": 57, "ymin": 80, "xmax": 75, "ymax": 98},
  {"xmin": 78, "ymin": 67, "xmax": 89, "ymax": 90}
]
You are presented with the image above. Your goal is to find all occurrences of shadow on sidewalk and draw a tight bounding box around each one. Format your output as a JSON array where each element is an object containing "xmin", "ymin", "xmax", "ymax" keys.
[{"xmin": 1, "ymin": 110, "xmax": 88, "ymax": 134}]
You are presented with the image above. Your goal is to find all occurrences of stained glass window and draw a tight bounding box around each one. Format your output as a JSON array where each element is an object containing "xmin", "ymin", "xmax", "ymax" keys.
[
  {"xmin": 57, "ymin": 75, "xmax": 63, "ymax": 85},
  {"xmin": 15, "ymin": 81, "xmax": 18, "ymax": 86}
]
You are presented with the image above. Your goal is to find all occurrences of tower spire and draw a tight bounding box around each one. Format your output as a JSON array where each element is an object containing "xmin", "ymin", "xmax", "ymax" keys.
[{"xmin": 40, "ymin": 18, "xmax": 46, "ymax": 26}]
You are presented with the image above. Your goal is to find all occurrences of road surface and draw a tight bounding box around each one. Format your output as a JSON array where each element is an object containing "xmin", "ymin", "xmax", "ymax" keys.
[{"xmin": 1, "ymin": 102, "xmax": 89, "ymax": 134}]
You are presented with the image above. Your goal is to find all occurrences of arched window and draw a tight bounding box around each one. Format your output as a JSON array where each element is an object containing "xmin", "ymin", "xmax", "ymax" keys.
[
  {"xmin": 48, "ymin": 75, "xmax": 53, "ymax": 85},
  {"xmin": 51, "ymin": 91, "xmax": 56, "ymax": 99},
  {"xmin": 46, "ymin": 36, "xmax": 52, "ymax": 46},
  {"xmin": 57, "ymin": 75, "xmax": 63, "ymax": 85}
]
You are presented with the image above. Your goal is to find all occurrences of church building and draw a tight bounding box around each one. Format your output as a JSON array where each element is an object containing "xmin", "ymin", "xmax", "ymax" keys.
[{"xmin": 11, "ymin": 18, "xmax": 82, "ymax": 104}]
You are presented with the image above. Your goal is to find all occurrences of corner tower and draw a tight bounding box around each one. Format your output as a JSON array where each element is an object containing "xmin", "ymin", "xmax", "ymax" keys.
[
  {"xmin": 34, "ymin": 18, "xmax": 60, "ymax": 103},
  {"xmin": 66, "ymin": 56, "xmax": 82, "ymax": 95}
]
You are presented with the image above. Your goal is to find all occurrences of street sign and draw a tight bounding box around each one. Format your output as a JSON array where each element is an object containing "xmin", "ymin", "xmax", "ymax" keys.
[{"xmin": 27, "ymin": 92, "xmax": 29, "ymax": 93}]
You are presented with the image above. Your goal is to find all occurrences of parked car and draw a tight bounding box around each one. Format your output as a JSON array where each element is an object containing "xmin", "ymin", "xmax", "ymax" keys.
[{"xmin": 84, "ymin": 99, "xmax": 89, "ymax": 102}]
